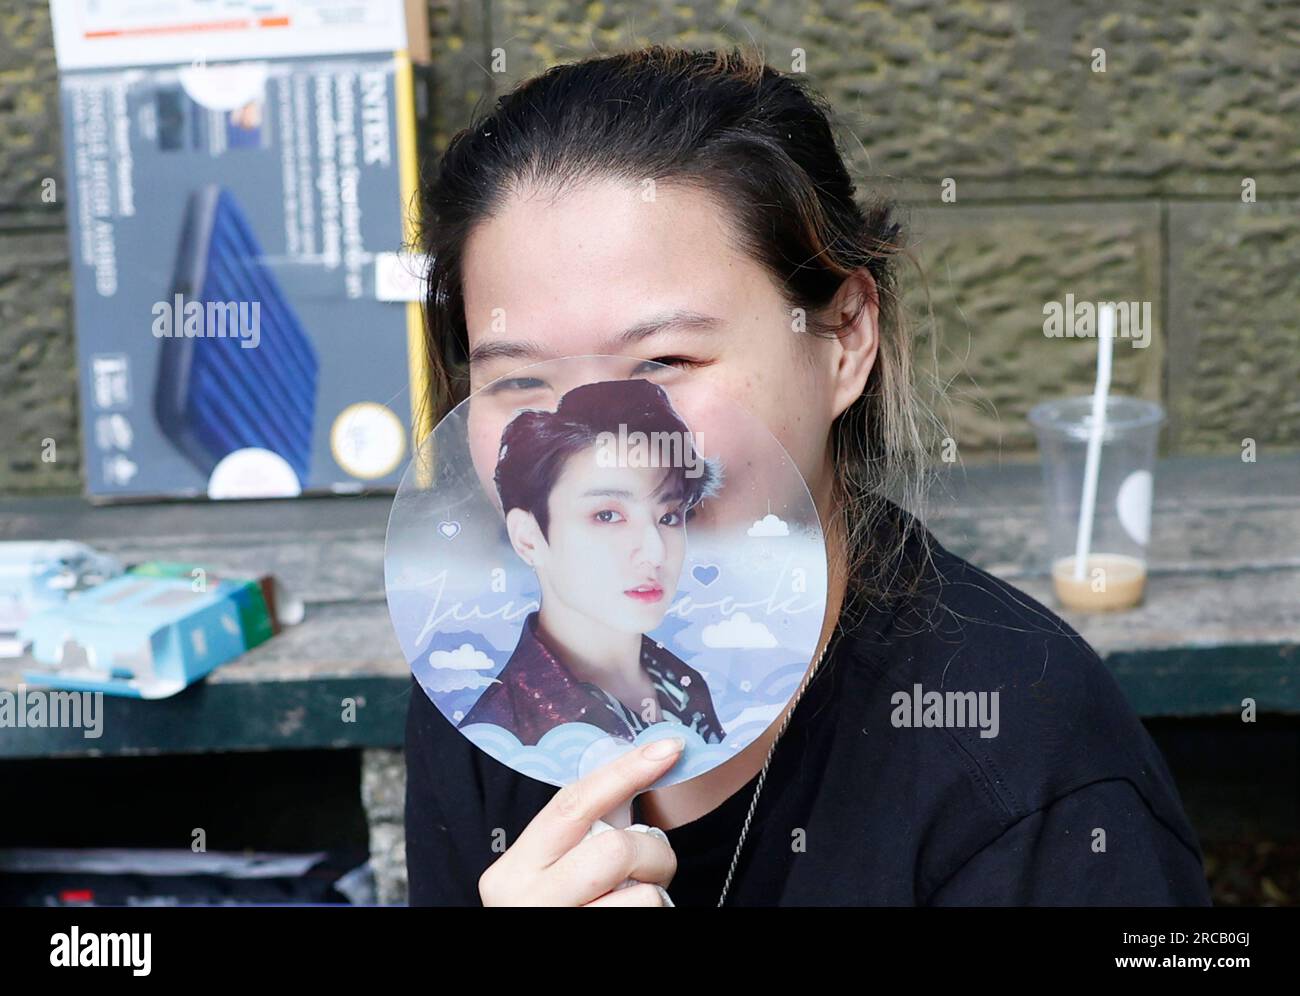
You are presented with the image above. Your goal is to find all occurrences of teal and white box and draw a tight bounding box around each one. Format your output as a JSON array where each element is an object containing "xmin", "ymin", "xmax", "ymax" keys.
[{"xmin": 19, "ymin": 574, "xmax": 250, "ymax": 699}]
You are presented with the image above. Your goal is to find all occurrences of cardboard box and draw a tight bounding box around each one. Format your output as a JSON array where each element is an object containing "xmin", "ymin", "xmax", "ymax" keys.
[
  {"xmin": 49, "ymin": 1, "xmax": 431, "ymax": 500},
  {"xmin": 20, "ymin": 572, "xmax": 267, "ymax": 699},
  {"xmin": 0, "ymin": 541, "xmax": 123, "ymax": 657},
  {"xmin": 49, "ymin": 1, "xmax": 430, "ymax": 70}
]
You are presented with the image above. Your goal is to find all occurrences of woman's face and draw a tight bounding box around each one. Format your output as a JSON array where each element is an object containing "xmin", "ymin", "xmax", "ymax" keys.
[
  {"xmin": 517, "ymin": 445, "xmax": 687, "ymax": 635},
  {"xmin": 462, "ymin": 179, "xmax": 871, "ymax": 529}
]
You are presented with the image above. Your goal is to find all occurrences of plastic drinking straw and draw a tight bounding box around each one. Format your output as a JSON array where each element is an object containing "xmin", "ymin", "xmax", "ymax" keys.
[{"xmin": 1073, "ymin": 303, "xmax": 1116, "ymax": 581}]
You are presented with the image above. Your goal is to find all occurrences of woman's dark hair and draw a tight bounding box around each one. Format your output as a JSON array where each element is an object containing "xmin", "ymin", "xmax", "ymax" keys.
[
  {"xmin": 421, "ymin": 45, "xmax": 940, "ymax": 616},
  {"xmin": 494, "ymin": 378, "xmax": 721, "ymax": 538}
]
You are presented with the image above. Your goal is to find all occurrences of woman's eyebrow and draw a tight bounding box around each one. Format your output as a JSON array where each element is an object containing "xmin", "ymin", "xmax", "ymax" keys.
[
  {"xmin": 606, "ymin": 310, "xmax": 721, "ymax": 348},
  {"xmin": 468, "ymin": 338, "xmax": 549, "ymax": 367},
  {"xmin": 580, "ymin": 488, "xmax": 634, "ymax": 498},
  {"xmin": 468, "ymin": 310, "xmax": 721, "ymax": 367}
]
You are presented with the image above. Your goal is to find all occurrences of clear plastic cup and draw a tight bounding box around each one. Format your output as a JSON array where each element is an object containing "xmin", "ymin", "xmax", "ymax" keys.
[{"xmin": 1027, "ymin": 396, "xmax": 1165, "ymax": 612}]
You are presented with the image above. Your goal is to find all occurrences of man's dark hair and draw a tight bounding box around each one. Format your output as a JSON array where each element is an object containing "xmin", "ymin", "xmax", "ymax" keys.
[{"xmin": 494, "ymin": 378, "xmax": 721, "ymax": 539}]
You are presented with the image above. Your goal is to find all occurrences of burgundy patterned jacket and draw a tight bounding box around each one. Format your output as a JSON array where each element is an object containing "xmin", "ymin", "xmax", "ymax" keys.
[{"xmin": 459, "ymin": 610, "xmax": 725, "ymax": 746}]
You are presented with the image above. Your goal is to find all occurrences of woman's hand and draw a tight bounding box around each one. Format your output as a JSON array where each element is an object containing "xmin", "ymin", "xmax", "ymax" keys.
[{"xmin": 478, "ymin": 737, "xmax": 684, "ymax": 906}]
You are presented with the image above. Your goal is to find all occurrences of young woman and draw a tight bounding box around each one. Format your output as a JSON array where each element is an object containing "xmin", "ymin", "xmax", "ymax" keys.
[
  {"xmin": 458, "ymin": 377, "xmax": 726, "ymax": 746},
  {"xmin": 405, "ymin": 45, "xmax": 1212, "ymax": 907}
]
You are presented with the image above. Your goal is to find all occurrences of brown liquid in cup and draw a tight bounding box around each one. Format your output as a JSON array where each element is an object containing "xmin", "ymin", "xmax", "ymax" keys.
[{"xmin": 1051, "ymin": 554, "xmax": 1147, "ymax": 612}]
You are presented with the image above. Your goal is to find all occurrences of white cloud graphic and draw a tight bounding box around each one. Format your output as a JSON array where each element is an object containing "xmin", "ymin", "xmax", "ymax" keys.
[
  {"xmin": 747, "ymin": 513, "xmax": 789, "ymax": 537},
  {"xmin": 428, "ymin": 643, "xmax": 496, "ymax": 671},
  {"xmin": 426, "ymin": 671, "xmax": 499, "ymax": 695},
  {"xmin": 701, "ymin": 612, "xmax": 778, "ymax": 649},
  {"xmin": 424, "ymin": 644, "xmax": 500, "ymax": 694}
]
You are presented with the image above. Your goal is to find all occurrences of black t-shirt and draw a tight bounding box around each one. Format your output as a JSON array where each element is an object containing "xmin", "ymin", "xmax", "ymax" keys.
[{"xmin": 404, "ymin": 503, "xmax": 1212, "ymax": 906}]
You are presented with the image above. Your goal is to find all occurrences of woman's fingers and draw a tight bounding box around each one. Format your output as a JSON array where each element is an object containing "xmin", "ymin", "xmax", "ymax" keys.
[
  {"xmin": 546, "ymin": 822, "xmax": 678, "ymax": 903},
  {"xmin": 477, "ymin": 737, "xmax": 686, "ymax": 905},
  {"xmin": 583, "ymin": 882, "xmax": 673, "ymax": 908},
  {"xmin": 510, "ymin": 736, "xmax": 685, "ymax": 869}
]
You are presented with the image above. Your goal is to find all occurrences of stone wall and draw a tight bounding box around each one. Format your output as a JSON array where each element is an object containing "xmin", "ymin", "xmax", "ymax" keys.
[
  {"xmin": 1, "ymin": 1, "xmax": 1295, "ymax": 493},
  {"xmin": 427, "ymin": 0, "xmax": 1300, "ymax": 458}
]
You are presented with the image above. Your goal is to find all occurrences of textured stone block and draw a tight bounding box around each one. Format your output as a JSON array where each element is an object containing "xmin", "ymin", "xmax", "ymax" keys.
[
  {"xmin": 362, "ymin": 748, "xmax": 409, "ymax": 906},
  {"xmin": 361, "ymin": 744, "xmax": 407, "ymax": 823},
  {"xmin": 0, "ymin": 1, "xmax": 64, "ymax": 222},
  {"xmin": 369, "ymin": 820, "xmax": 410, "ymax": 907},
  {"xmin": 0, "ymin": 231, "xmax": 80, "ymax": 494},
  {"xmin": 480, "ymin": 0, "xmax": 1300, "ymax": 199},
  {"xmin": 425, "ymin": 0, "xmax": 498, "ymax": 153},
  {"xmin": 1166, "ymin": 200, "xmax": 1300, "ymax": 453},
  {"xmin": 901, "ymin": 202, "xmax": 1164, "ymax": 460}
]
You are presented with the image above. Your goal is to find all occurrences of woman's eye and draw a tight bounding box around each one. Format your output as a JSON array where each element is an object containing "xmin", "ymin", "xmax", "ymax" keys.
[
  {"xmin": 636, "ymin": 357, "xmax": 702, "ymax": 373},
  {"xmin": 594, "ymin": 509, "xmax": 624, "ymax": 523},
  {"xmin": 490, "ymin": 376, "xmax": 547, "ymax": 393},
  {"xmin": 660, "ymin": 509, "xmax": 684, "ymax": 526}
]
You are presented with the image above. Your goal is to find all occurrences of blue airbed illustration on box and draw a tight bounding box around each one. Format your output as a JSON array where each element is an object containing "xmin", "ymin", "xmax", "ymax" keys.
[{"xmin": 155, "ymin": 185, "xmax": 319, "ymax": 488}]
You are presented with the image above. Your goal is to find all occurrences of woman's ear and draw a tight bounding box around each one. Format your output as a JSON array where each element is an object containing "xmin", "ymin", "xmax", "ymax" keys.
[
  {"xmin": 826, "ymin": 269, "xmax": 881, "ymax": 422},
  {"xmin": 505, "ymin": 507, "xmax": 545, "ymax": 568}
]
